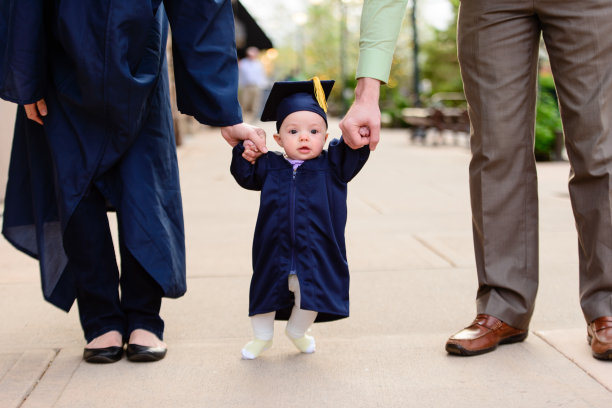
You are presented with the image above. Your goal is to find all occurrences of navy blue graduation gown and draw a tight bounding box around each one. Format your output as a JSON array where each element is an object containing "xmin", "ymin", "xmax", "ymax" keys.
[
  {"xmin": 0, "ymin": 0, "xmax": 242, "ymax": 311},
  {"xmin": 231, "ymin": 139, "xmax": 370, "ymax": 322}
]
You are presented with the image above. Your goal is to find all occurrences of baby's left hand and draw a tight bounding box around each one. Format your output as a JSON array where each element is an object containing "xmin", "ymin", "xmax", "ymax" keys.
[{"xmin": 242, "ymin": 139, "xmax": 264, "ymax": 164}]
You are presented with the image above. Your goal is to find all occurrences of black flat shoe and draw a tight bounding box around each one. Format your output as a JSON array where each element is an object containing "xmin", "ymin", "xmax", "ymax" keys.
[
  {"xmin": 83, "ymin": 346, "xmax": 123, "ymax": 363},
  {"xmin": 126, "ymin": 344, "xmax": 167, "ymax": 362}
]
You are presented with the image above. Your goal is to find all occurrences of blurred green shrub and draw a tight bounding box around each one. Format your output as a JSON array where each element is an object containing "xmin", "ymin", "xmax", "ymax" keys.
[
  {"xmin": 380, "ymin": 85, "xmax": 411, "ymax": 128},
  {"xmin": 535, "ymin": 75, "xmax": 563, "ymax": 161}
]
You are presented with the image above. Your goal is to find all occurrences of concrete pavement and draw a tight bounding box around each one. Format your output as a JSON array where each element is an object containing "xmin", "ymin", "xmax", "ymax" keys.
[
  {"xmin": 0, "ymin": 101, "xmax": 16, "ymax": 201},
  {"xmin": 1, "ymin": 122, "xmax": 611, "ymax": 407}
]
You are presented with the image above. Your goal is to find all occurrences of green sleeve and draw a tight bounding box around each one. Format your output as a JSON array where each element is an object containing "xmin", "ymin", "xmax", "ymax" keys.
[{"xmin": 356, "ymin": 0, "xmax": 409, "ymax": 83}]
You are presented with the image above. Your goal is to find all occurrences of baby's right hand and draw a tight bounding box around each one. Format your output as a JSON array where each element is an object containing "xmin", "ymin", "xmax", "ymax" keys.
[{"xmin": 242, "ymin": 139, "xmax": 264, "ymax": 164}]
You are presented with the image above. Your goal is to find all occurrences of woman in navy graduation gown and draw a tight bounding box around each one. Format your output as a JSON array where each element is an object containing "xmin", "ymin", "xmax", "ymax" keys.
[{"xmin": 0, "ymin": 0, "xmax": 266, "ymax": 362}]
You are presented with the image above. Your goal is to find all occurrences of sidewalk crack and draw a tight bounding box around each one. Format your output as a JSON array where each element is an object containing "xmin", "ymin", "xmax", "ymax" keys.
[
  {"xmin": 360, "ymin": 199, "xmax": 383, "ymax": 214},
  {"xmin": 534, "ymin": 332, "xmax": 612, "ymax": 394},
  {"xmin": 413, "ymin": 235, "xmax": 457, "ymax": 267},
  {"xmin": 17, "ymin": 348, "xmax": 60, "ymax": 408}
]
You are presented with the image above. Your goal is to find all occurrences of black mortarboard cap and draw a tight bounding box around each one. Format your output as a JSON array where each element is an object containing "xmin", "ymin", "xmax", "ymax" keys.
[{"xmin": 260, "ymin": 78, "xmax": 335, "ymax": 131}]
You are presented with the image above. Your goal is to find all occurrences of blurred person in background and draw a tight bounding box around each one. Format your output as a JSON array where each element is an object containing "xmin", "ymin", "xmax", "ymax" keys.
[{"xmin": 238, "ymin": 46, "xmax": 268, "ymax": 122}]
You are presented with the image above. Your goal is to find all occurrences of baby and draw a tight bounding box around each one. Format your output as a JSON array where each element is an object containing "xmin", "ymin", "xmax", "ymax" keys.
[{"xmin": 231, "ymin": 78, "xmax": 370, "ymax": 359}]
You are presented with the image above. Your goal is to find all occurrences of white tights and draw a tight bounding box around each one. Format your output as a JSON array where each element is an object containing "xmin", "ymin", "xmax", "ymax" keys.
[{"xmin": 251, "ymin": 275, "xmax": 318, "ymax": 340}]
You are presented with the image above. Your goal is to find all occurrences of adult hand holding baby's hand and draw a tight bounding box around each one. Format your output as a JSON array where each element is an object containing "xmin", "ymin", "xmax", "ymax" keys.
[
  {"xmin": 221, "ymin": 122, "xmax": 267, "ymax": 153},
  {"xmin": 339, "ymin": 77, "xmax": 381, "ymax": 151},
  {"xmin": 242, "ymin": 139, "xmax": 263, "ymax": 164}
]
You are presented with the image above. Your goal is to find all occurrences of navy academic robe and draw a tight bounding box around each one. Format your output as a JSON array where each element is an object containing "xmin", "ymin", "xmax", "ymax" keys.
[
  {"xmin": 0, "ymin": 0, "xmax": 242, "ymax": 311},
  {"xmin": 231, "ymin": 139, "xmax": 369, "ymax": 322}
]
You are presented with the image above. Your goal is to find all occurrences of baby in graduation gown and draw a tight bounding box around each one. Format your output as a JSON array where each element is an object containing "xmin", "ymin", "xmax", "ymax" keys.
[{"xmin": 230, "ymin": 78, "xmax": 370, "ymax": 359}]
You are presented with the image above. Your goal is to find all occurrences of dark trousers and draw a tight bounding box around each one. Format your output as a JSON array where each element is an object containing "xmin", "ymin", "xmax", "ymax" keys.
[{"xmin": 63, "ymin": 186, "xmax": 164, "ymax": 342}]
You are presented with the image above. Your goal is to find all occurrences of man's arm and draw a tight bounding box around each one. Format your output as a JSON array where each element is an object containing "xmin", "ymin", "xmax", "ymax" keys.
[{"xmin": 339, "ymin": 0, "xmax": 408, "ymax": 151}]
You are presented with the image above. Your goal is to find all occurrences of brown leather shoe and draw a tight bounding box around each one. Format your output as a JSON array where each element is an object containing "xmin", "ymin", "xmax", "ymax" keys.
[
  {"xmin": 587, "ymin": 316, "xmax": 612, "ymax": 360},
  {"xmin": 446, "ymin": 314, "xmax": 528, "ymax": 356}
]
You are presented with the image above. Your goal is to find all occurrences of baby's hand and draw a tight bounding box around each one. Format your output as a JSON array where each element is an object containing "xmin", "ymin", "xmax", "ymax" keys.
[
  {"xmin": 358, "ymin": 126, "xmax": 370, "ymax": 137},
  {"xmin": 343, "ymin": 127, "xmax": 371, "ymax": 150},
  {"xmin": 242, "ymin": 139, "xmax": 264, "ymax": 164}
]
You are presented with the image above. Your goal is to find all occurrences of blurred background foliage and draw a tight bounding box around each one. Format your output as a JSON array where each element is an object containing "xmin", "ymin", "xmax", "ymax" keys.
[{"xmin": 535, "ymin": 74, "xmax": 563, "ymax": 160}]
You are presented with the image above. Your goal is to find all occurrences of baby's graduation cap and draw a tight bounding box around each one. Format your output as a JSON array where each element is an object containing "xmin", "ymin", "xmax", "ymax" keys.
[{"xmin": 261, "ymin": 77, "xmax": 335, "ymax": 131}]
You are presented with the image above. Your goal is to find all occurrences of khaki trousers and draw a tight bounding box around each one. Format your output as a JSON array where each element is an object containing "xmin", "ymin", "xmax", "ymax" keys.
[{"xmin": 458, "ymin": 0, "xmax": 612, "ymax": 329}]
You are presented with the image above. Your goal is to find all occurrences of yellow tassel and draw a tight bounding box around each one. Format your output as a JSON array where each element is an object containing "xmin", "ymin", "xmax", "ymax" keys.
[{"xmin": 311, "ymin": 76, "xmax": 327, "ymax": 113}]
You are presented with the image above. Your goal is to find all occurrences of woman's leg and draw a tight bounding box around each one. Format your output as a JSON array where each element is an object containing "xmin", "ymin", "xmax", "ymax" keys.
[
  {"xmin": 63, "ymin": 186, "xmax": 124, "ymax": 345},
  {"xmin": 118, "ymin": 234, "xmax": 165, "ymax": 343},
  {"xmin": 116, "ymin": 218, "xmax": 168, "ymax": 361}
]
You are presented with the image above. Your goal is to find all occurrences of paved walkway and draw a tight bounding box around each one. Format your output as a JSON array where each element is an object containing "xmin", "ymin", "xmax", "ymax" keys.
[{"xmin": 1, "ymin": 121, "xmax": 611, "ymax": 407}]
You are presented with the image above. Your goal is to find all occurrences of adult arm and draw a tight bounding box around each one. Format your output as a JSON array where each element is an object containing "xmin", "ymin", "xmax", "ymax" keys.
[
  {"xmin": 164, "ymin": 0, "xmax": 267, "ymax": 152},
  {"xmin": 0, "ymin": 0, "xmax": 48, "ymax": 124},
  {"xmin": 339, "ymin": 0, "xmax": 408, "ymax": 151}
]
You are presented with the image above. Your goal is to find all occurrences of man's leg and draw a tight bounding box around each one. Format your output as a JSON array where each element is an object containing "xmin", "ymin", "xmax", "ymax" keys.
[
  {"xmin": 538, "ymin": 0, "xmax": 612, "ymax": 359},
  {"xmin": 459, "ymin": 0, "xmax": 541, "ymax": 329},
  {"xmin": 446, "ymin": 0, "xmax": 540, "ymax": 356},
  {"xmin": 539, "ymin": 0, "xmax": 612, "ymax": 324}
]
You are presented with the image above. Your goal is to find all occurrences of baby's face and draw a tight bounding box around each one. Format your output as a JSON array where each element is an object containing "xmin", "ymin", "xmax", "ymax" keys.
[{"xmin": 274, "ymin": 111, "xmax": 328, "ymax": 161}]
